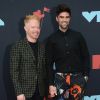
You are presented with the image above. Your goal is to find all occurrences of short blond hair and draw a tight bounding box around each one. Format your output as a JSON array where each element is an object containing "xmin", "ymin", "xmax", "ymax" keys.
[{"xmin": 24, "ymin": 14, "xmax": 40, "ymax": 25}]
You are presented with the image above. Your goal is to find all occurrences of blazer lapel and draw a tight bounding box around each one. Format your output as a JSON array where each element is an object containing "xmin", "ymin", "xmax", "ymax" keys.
[{"xmin": 37, "ymin": 43, "xmax": 44, "ymax": 69}]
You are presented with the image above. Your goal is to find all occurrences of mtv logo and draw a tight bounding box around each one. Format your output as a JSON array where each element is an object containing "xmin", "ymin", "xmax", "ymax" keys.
[
  {"xmin": 92, "ymin": 55, "xmax": 100, "ymax": 69},
  {"xmin": 82, "ymin": 11, "xmax": 100, "ymax": 22},
  {"xmin": 0, "ymin": 19, "xmax": 5, "ymax": 26},
  {"xmin": 84, "ymin": 95, "xmax": 100, "ymax": 100}
]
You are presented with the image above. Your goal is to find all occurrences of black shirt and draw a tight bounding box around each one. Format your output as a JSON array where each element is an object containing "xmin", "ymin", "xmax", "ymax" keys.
[
  {"xmin": 28, "ymin": 41, "xmax": 38, "ymax": 65},
  {"xmin": 46, "ymin": 29, "xmax": 90, "ymax": 84}
]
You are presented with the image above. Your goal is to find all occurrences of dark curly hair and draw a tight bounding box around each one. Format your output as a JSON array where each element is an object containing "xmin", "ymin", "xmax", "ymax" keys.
[{"xmin": 56, "ymin": 4, "xmax": 71, "ymax": 16}]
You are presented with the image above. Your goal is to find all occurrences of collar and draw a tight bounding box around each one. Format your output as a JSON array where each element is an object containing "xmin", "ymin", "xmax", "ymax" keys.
[{"xmin": 57, "ymin": 28, "xmax": 71, "ymax": 36}]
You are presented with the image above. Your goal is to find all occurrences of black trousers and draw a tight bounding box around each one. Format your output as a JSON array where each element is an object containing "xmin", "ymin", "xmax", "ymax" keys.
[
  {"xmin": 26, "ymin": 96, "xmax": 43, "ymax": 100},
  {"xmin": 26, "ymin": 84, "xmax": 44, "ymax": 100}
]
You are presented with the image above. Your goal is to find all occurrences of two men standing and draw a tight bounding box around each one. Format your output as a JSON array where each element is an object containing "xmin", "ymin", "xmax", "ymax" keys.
[{"xmin": 10, "ymin": 4, "xmax": 90, "ymax": 100}]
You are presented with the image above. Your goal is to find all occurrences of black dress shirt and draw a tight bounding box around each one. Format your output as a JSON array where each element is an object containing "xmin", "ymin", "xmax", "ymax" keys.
[
  {"xmin": 28, "ymin": 41, "xmax": 38, "ymax": 62},
  {"xmin": 46, "ymin": 28, "xmax": 90, "ymax": 85}
]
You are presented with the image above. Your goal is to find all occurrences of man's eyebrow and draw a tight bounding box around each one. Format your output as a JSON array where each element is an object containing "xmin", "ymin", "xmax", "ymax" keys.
[{"xmin": 59, "ymin": 16, "xmax": 70, "ymax": 18}]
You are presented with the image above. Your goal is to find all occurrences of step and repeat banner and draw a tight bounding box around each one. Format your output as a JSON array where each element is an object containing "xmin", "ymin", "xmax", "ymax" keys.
[{"xmin": 0, "ymin": 0, "xmax": 100, "ymax": 100}]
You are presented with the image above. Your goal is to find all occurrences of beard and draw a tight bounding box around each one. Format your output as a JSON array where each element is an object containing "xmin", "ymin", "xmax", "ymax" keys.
[
  {"xmin": 60, "ymin": 22, "xmax": 69, "ymax": 29},
  {"xmin": 60, "ymin": 25, "xmax": 69, "ymax": 31}
]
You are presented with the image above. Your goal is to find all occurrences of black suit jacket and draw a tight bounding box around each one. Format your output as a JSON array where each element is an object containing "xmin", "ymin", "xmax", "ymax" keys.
[{"xmin": 10, "ymin": 38, "xmax": 47, "ymax": 98}]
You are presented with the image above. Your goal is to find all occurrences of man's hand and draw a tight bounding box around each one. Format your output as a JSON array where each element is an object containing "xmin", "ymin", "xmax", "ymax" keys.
[
  {"xmin": 17, "ymin": 94, "xmax": 25, "ymax": 100},
  {"xmin": 49, "ymin": 85, "xmax": 57, "ymax": 98}
]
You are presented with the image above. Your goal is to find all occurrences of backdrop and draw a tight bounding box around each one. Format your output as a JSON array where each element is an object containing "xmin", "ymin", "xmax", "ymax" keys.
[{"xmin": 0, "ymin": 0, "xmax": 100, "ymax": 100}]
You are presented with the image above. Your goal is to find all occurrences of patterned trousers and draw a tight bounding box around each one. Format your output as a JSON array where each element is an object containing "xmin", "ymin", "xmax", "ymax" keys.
[{"xmin": 49, "ymin": 73, "xmax": 87, "ymax": 100}]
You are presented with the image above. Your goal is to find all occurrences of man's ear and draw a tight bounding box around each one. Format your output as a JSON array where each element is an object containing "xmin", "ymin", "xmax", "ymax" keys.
[
  {"xmin": 56, "ymin": 16, "xmax": 58, "ymax": 22},
  {"xmin": 24, "ymin": 26, "xmax": 27, "ymax": 32}
]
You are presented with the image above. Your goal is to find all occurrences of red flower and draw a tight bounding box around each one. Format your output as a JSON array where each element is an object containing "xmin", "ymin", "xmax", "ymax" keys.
[
  {"xmin": 33, "ymin": 10, "xmax": 44, "ymax": 19},
  {"xmin": 43, "ymin": 7, "xmax": 50, "ymax": 12}
]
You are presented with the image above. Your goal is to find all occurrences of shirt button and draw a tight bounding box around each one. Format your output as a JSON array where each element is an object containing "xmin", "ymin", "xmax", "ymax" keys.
[
  {"xmin": 65, "ymin": 43, "xmax": 69, "ymax": 47},
  {"xmin": 66, "ymin": 51, "xmax": 70, "ymax": 54}
]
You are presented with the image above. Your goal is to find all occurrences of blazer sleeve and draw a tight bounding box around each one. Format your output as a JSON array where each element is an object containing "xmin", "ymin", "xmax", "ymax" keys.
[
  {"xmin": 79, "ymin": 33, "xmax": 91, "ymax": 76},
  {"xmin": 45, "ymin": 38, "xmax": 55, "ymax": 85},
  {"xmin": 10, "ymin": 44, "xmax": 23, "ymax": 96}
]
